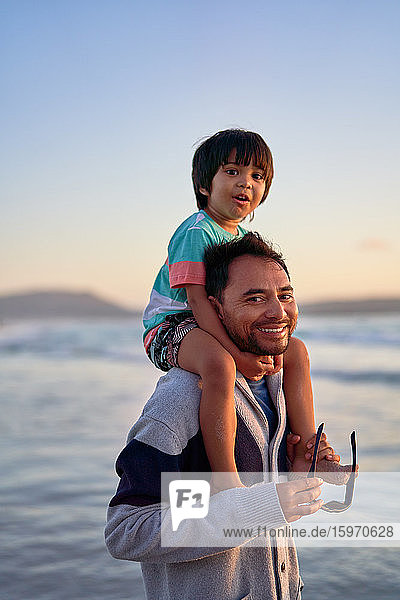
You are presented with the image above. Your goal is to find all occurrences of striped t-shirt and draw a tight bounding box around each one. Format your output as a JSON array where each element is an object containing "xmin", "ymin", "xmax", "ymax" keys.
[{"xmin": 143, "ymin": 210, "xmax": 247, "ymax": 347}]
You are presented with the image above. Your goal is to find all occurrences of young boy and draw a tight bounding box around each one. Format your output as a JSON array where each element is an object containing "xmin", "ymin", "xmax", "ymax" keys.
[{"xmin": 143, "ymin": 129, "xmax": 339, "ymax": 490}]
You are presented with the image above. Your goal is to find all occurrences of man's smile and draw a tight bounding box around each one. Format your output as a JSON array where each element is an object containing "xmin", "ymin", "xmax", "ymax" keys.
[
  {"xmin": 255, "ymin": 324, "xmax": 289, "ymax": 338},
  {"xmin": 256, "ymin": 325, "xmax": 286, "ymax": 334}
]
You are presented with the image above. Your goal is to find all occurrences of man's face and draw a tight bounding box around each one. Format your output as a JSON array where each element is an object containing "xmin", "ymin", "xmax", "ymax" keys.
[{"xmin": 212, "ymin": 255, "xmax": 298, "ymax": 356}]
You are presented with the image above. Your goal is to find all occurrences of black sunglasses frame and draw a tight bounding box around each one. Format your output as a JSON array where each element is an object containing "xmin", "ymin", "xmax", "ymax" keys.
[{"xmin": 307, "ymin": 422, "xmax": 357, "ymax": 513}]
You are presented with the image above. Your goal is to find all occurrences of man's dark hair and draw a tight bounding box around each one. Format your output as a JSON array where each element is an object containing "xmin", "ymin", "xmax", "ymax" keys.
[
  {"xmin": 192, "ymin": 129, "xmax": 274, "ymax": 210},
  {"xmin": 204, "ymin": 232, "xmax": 290, "ymax": 301}
]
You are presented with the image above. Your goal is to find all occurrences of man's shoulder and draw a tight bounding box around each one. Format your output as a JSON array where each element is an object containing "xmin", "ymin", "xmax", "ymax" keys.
[
  {"xmin": 146, "ymin": 368, "xmax": 202, "ymax": 415},
  {"xmin": 128, "ymin": 369, "xmax": 202, "ymax": 445}
]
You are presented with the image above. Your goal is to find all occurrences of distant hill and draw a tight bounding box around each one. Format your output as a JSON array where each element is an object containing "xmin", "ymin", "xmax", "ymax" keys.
[
  {"xmin": 0, "ymin": 291, "xmax": 399, "ymax": 320},
  {"xmin": 0, "ymin": 291, "xmax": 139, "ymax": 320},
  {"xmin": 301, "ymin": 298, "xmax": 400, "ymax": 315}
]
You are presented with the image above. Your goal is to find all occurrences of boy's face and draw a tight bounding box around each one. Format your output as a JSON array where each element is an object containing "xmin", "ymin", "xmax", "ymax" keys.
[{"xmin": 200, "ymin": 149, "xmax": 266, "ymax": 233}]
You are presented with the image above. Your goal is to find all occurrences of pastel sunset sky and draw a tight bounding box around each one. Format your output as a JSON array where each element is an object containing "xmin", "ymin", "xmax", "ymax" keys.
[{"xmin": 2, "ymin": 0, "xmax": 399, "ymax": 309}]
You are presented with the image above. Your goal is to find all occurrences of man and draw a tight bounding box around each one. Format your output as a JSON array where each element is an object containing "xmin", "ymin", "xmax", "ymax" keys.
[{"xmin": 105, "ymin": 232, "xmax": 332, "ymax": 600}]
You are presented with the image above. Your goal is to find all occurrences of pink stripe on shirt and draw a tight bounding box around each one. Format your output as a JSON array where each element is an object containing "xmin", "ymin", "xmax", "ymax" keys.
[{"xmin": 169, "ymin": 260, "xmax": 206, "ymax": 288}]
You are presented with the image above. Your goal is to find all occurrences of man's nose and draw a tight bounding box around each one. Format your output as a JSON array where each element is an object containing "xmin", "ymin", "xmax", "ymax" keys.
[{"xmin": 264, "ymin": 298, "xmax": 285, "ymax": 319}]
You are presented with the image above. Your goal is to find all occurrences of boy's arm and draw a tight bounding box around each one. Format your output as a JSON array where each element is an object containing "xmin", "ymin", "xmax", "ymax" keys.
[{"xmin": 186, "ymin": 284, "xmax": 276, "ymax": 379}]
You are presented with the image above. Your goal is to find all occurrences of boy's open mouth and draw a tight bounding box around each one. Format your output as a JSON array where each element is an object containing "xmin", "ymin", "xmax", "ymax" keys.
[{"xmin": 233, "ymin": 194, "xmax": 250, "ymax": 204}]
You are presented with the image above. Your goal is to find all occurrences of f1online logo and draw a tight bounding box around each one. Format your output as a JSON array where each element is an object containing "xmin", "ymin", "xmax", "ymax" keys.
[{"xmin": 169, "ymin": 480, "xmax": 210, "ymax": 531}]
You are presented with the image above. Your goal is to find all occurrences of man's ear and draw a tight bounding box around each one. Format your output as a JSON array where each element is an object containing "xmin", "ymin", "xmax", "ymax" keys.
[{"xmin": 208, "ymin": 296, "xmax": 223, "ymax": 319}]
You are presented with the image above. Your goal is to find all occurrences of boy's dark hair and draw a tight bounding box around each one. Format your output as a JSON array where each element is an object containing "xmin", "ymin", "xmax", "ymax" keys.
[
  {"xmin": 204, "ymin": 232, "xmax": 290, "ymax": 301},
  {"xmin": 192, "ymin": 129, "xmax": 274, "ymax": 210}
]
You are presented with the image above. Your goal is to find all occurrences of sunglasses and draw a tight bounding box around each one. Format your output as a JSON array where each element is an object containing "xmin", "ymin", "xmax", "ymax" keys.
[{"xmin": 307, "ymin": 422, "xmax": 357, "ymax": 513}]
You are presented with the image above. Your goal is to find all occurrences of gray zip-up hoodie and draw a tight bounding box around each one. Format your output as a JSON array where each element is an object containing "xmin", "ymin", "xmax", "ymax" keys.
[{"xmin": 105, "ymin": 368, "xmax": 303, "ymax": 600}]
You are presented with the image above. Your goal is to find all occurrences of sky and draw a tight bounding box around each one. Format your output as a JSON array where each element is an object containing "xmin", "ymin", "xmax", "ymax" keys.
[{"xmin": 1, "ymin": 0, "xmax": 399, "ymax": 310}]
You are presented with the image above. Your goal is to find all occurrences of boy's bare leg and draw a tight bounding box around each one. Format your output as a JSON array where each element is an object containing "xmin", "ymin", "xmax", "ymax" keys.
[
  {"xmin": 283, "ymin": 337, "xmax": 353, "ymax": 482},
  {"xmin": 178, "ymin": 328, "xmax": 244, "ymax": 491},
  {"xmin": 283, "ymin": 337, "xmax": 317, "ymax": 471}
]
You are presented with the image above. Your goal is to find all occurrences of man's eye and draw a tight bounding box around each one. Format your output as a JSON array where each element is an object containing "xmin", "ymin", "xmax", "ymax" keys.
[
  {"xmin": 248, "ymin": 296, "xmax": 263, "ymax": 303},
  {"xmin": 280, "ymin": 294, "xmax": 293, "ymax": 301}
]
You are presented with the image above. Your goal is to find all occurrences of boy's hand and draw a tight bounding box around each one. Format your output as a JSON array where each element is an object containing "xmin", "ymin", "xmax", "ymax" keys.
[
  {"xmin": 235, "ymin": 351, "xmax": 283, "ymax": 380},
  {"xmin": 289, "ymin": 432, "xmax": 340, "ymax": 474},
  {"xmin": 304, "ymin": 432, "xmax": 340, "ymax": 463},
  {"xmin": 303, "ymin": 432, "xmax": 359, "ymax": 485},
  {"xmin": 267, "ymin": 353, "xmax": 283, "ymax": 374}
]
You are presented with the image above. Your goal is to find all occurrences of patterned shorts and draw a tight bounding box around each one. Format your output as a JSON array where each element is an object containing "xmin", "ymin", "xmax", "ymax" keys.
[{"xmin": 146, "ymin": 312, "xmax": 198, "ymax": 372}]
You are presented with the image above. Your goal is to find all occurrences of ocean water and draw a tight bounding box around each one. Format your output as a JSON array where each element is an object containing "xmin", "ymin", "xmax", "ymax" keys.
[{"xmin": 1, "ymin": 314, "xmax": 399, "ymax": 599}]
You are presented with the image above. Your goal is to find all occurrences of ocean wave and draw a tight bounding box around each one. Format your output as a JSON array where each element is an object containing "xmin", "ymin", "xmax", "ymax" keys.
[
  {"xmin": 297, "ymin": 314, "xmax": 400, "ymax": 347},
  {"xmin": 0, "ymin": 342, "xmax": 145, "ymax": 363},
  {"xmin": 0, "ymin": 320, "xmax": 145, "ymax": 363},
  {"xmin": 298, "ymin": 328, "xmax": 400, "ymax": 347},
  {"xmin": 1, "ymin": 320, "xmax": 399, "ymax": 380},
  {"xmin": 312, "ymin": 368, "xmax": 400, "ymax": 386}
]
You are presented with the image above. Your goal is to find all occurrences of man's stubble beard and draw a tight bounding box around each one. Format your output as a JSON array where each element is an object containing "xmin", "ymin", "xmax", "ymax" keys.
[{"xmin": 222, "ymin": 315, "xmax": 297, "ymax": 356}]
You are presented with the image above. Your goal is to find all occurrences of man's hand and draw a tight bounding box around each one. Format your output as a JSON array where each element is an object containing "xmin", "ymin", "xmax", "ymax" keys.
[
  {"xmin": 235, "ymin": 351, "xmax": 282, "ymax": 380},
  {"xmin": 276, "ymin": 477, "xmax": 324, "ymax": 522}
]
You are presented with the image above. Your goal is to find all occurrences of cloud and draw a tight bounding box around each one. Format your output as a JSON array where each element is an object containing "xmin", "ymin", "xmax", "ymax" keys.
[{"xmin": 358, "ymin": 238, "xmax": 391, "ymax": 252}]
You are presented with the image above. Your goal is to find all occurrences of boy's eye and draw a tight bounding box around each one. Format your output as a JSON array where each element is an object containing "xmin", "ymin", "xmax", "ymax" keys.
[
  {"xmin": 225, "ymin": 168, "xmax": 239, "ymax": 175},
  {"xmin": 252, "ymin": 172, "xmax": 265, "ymax": 181}
]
